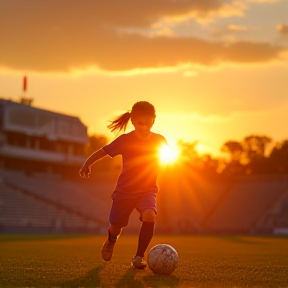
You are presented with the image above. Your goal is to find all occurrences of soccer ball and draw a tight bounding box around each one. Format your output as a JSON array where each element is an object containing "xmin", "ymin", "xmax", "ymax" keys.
[{"xmin": 147, "ymin": 244, "xmax": 179, "ymax": 275}]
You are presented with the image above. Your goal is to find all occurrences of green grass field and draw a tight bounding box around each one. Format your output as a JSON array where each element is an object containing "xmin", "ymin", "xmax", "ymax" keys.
[{"xmin": 0, "ymin": 234, "xmax": 287, "ymax": 288}]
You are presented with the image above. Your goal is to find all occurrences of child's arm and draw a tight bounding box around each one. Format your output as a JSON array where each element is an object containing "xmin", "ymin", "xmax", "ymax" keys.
[{"xmin": 79, "ymin": 148, "xmax": 108, "ymax": 178}]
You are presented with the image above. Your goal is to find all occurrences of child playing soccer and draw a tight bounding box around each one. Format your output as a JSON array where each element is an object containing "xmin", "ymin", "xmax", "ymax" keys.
[{"xmin": 79, "ymin": 101, "xmax": 167, "ymax": 269}]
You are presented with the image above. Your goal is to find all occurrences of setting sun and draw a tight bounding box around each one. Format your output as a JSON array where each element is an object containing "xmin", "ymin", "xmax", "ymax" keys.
[{"xmin": 159, "ymin": 144, "xmax": 179, "ymax": 164}]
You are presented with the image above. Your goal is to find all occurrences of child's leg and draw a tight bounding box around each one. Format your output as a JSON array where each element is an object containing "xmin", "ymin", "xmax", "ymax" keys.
[
  {"xmin": 108, "ymin": 198, "xmax": 136, "ymax": 240},
  {"xmin": 135, "ymin": 208, "xmax": 156, "ymax": 257},
  {"xmin": 101, "ymin": 225, "xmax": 122, "ymax": 261},
  {"xmin": 102, "ymin": 198, "xmax": 136, "ymax": 261},
  {"xmin": 108, "ymin": 225, "xmax": 122, "ymax": 242}
]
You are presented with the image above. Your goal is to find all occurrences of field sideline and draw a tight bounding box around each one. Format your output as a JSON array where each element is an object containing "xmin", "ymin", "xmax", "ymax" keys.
[{"xmin": 0, "ymin": 234, "xmax": 287, "ymax": 288}]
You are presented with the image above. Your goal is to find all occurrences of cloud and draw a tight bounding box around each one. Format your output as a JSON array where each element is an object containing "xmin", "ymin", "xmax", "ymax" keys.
[
  {"xmin": 1, "ymin": 29, "xmax": 284, "ymax": 73},
  {"xmin": 156, "ymin": 1, "xmax": 247, "ymax": 25},
  {"xmin": 210, "ymin": 24, "xmax": 250, "ymax": 40},
  {"xmin": 152, "ymin": 27, "xmax": 175, "ymax": 38},
  {"xmin": 227, "ymin": 25, "xmax": 248, "ymax": 31},
  {"xmin": 205, "ymin": 1, "xmax": 247, "ymax": 18},
  {"xmin": 246, "ymin": 0, "xmax": 281, "ymax": 3},
  {"xmin": 0, "ymin": 0, "xmax": 243, "ymax": 30},
  {"xmin": 0, "ymin": 0, "xmax": 286, "ymax": 73},
  {"xmin": 277, "ymin": 24, "xmax": 288, "ymax": 36}
]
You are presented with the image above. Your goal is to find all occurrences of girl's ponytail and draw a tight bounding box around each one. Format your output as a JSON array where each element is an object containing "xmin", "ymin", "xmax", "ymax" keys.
[
  {"xmin": 108, "ymin": 101, "xmax": 156, "ymax": 134},
  {"xmin": 107, "ymin": 111, "xmax": 131, "ymax": 134}
]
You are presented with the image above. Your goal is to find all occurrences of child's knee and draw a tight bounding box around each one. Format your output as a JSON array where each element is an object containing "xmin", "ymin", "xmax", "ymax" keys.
[
  {"xmin": 109, "ymin": 225, "xmax": 122, "ymax": 237},
  {"xmin": 141, "ymin": 209, "xmax": 156, "ymax": 222}
]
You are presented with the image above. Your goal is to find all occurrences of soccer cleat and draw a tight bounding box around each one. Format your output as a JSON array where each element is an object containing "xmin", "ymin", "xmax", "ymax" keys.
[
  {"xmin": 101, "ymin": 239, "xmax": 116, "ymax": 261},
  {"xmin": 131, "ymin": 256, "xmax": 147, "ymax": 269}
]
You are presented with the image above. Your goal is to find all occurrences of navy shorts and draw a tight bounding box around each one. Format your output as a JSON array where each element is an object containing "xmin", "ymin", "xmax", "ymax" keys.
[{"xmin": 109, "ymin": 192, "xmax": 157, "ymax": 229}]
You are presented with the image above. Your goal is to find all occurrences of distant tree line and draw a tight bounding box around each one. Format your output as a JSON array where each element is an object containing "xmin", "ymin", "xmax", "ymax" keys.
[
  {"xmin": 86, "ymin": 134, "xmax": 288, "ymax": 176},
  {"xmin": 220, "ymin": 135, "xmax": 288, "ymax": 175},
  {"xmin": 178, "ymin": 135, "xmax": 288, "ymax": 176}
]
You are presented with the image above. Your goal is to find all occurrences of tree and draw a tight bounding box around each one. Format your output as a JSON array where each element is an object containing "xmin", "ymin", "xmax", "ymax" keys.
[
  {"xmin": 85, "ymin": 134, "xmax": 108, "ymax": 157},
  {"xmin": 269, "ymin": 140, "xmax": 288, "ymax": 173},
  {"xmin": 220, "ymin": 140, "xmax": 244, "ymax": 175},
  {"xmin": 85, "ymin": 134, "xmax": 117, "ymax": 173},
  {"xmin": 177, "ymin": 140, "xmax": 199, "ymax": 163},
  {"xmin": 243, "ymin": 135, "xmax": 272, "ymax": 161},
  {"xmin": 221, "ymin": 140, "xmax": 243, "ymax": 162},
  {"xmin": 200, "ymin": 154, "xmax": 220, "ymax": 177},
  {"xmin": 242, "ymin": 135, "xmax": 272, "ymax": 174}
]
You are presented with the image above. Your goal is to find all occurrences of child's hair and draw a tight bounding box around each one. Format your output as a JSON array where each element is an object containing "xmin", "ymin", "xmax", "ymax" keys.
[{"xmin": 107, "ymin": 101, "xmax": 156, "ymax": 133}]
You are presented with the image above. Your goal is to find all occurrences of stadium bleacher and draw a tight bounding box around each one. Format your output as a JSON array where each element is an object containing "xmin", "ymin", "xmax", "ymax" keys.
[
  {"xmin": 257, "ymin": 190, "xmax": 288, "ymax": 232},
  {"xmin": 1, "ymin": 169, "xmax": 288, "ymax": 234},
  {"xmin": 203, "ymin": 176, "xmax": 288, "ymax": 233},
  {"xmin": 0, "ymin": 169, "xmax": 143, "ymax": 233},
  {"xmin": 157, "ymin": 164, "xmax": 229, "ymax": 233},
  {"xmin": 0, "ymin": 182, "xmax": 98, "ymax": 233}
]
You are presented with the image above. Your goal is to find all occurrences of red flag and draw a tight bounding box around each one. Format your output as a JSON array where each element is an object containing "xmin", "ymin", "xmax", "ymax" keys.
[{"xmin": 23, "ymin": 76, "xmax": 27, "ymax": 92}]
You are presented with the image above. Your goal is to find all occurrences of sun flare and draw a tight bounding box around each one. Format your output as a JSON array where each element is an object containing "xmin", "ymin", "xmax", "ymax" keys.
[{"xmin": 159, "ymin": 144, "xmax": 179, "ymax": 164}]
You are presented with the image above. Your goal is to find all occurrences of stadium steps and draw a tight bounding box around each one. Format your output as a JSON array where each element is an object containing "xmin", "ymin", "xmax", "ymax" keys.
[
  {"xmin": 156, "ymin": 164, "xmax": 228, "ymax": 233},
  {"xmin": 0, "ymin": 184, "xmax": 93, "ymax": 229},
  {"xmin": 256, "ymin": 186, "xmax": 288, "ymax": 229},
  {"xmin": 201, "ymin": 179, "xmax": 236, "ymax": 230},
  {"xmin": 203, "ymin": 177, "xmax": 288, "ymax": 233},
  {"xmin": 1, "ymin": 170, "xmax": 141, "ymax": 232},
  {"xmin": 2, "ymin": 171, "xmax": 109, "ymax": 223},
  {"xmin": 3, "ymin": 180, "xmax": 106, "ymax": 227}
]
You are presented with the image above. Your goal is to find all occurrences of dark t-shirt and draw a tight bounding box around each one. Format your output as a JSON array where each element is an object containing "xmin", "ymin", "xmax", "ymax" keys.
[{"xmin": 103, "ymin": 131, "xmax": 167, "ymax": 195}]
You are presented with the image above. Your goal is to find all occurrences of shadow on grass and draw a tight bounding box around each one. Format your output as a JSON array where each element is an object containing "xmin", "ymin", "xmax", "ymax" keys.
[
  {"xmin": 143, "ymin": 274, "xmax": 180, "ymax": 288},
  {"xmin": 116, "ymin": 268, "xmax": 180, "ymax": 288},
  {"xmin": 60, "ymin": 264, "xmax": 105, "ymax": 288},
  {"xmin": 116, "ymin": 268, "xmax": 143, "ymax": 288}
]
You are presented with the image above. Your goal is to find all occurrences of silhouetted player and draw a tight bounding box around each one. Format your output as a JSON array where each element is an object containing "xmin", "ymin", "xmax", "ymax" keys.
[{"xmin": 79, "ymin": 101, "xmax": 167, "ymax": 269}]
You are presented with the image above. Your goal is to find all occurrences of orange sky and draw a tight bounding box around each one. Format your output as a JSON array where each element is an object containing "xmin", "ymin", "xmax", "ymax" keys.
[{"xmin": 1, "ymin": 0, "xmax": 288, "ymax": 156}]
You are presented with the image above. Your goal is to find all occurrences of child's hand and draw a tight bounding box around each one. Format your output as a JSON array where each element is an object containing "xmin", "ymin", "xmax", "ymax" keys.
[{"xmin": 79, "ymin": 165, "xmax": 91, "ymax": 178}]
